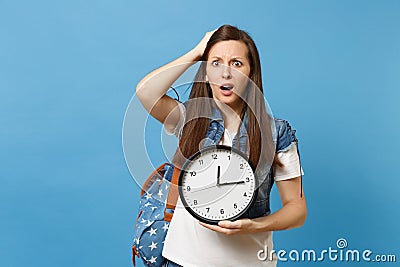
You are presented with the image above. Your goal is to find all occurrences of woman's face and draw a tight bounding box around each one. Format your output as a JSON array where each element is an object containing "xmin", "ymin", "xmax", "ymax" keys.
[{"xmin": 206, "ymin": 40, "xmax": 251, "ymax": 112}]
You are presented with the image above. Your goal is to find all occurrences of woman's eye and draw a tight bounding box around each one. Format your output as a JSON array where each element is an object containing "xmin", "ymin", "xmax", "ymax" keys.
[
  {"xmin": 212, "ymin": 61, "xmax": 219, "ymax": 66},
  {"xmin": 232, "ymin": 61, "xmax": 242, "ymax": 67}
]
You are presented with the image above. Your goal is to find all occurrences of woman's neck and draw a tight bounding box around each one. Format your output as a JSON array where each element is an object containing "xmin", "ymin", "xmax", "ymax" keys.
[{"xmin": 215, "ymin": 101, "xmax": 244, "ymax": 133}]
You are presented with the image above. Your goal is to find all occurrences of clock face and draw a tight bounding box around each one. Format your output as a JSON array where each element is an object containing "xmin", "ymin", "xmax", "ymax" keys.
[{"xmin": 178, "ymin": 145, "xmax": 258, "ymax": 224}]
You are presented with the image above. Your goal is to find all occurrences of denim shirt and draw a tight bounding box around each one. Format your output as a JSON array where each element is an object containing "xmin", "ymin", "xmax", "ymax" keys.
[{"xmin": 200, "ymin": 106, "xmax": 299, "ymax": 219}]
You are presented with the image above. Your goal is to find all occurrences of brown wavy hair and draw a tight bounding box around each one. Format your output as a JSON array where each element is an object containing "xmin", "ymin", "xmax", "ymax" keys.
[{"xmin": 172, "ymin": 25, "xmax": 280, "ymax": 171}]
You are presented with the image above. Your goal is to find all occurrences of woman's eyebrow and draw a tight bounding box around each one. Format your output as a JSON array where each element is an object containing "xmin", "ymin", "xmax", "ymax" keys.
[
  {"xmin": 231, "ymin": 57, "xmax": 246, "ymax": 61},
  {"xmin": 209, "ymin": 56, "xmax": 247, "ymax": 60}
]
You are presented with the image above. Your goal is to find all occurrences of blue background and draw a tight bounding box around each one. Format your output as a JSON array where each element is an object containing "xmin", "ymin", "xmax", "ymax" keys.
[{"xmin": 1, "ymin": 0, "xmax": 399, "ymax": 266}]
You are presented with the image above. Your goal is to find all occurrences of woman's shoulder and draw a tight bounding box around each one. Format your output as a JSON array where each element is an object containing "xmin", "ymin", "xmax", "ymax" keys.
[{"xmin": 273, "ymin": 118, "xmax": 299, "ymax": 153}]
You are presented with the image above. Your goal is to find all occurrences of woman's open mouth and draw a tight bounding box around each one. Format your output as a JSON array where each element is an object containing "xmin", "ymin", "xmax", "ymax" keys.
[{"xmin": 220, "ymin": 83, "xmax": 234, "ymax": 96}]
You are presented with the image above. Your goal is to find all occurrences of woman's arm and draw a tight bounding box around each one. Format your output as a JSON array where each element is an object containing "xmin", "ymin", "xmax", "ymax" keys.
[
  {"xmin": 199, "ymin": 176, "xmax": 307, "ymax": 235},
  {"xmin": 136, "ymin": 30, "xmax": 216, "ymax": 129},
  {"xmin": 253, "ymin": 176, "xmax": 307, "ymax": 231}
]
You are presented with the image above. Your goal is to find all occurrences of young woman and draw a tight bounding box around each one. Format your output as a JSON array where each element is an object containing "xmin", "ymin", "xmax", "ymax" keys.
[{"xmin": 136, "ymin": 24, "xmax": 307, "ymax": 267}]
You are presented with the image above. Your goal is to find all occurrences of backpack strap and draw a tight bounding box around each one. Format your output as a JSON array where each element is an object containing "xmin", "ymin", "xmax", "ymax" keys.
[
  {"xmin": 140, "ymin": 163, "xmax": 166, "ymax": 196},
  {"xmin": 164, "ymin": 166, "xmax": 180, "ymax": 222}
]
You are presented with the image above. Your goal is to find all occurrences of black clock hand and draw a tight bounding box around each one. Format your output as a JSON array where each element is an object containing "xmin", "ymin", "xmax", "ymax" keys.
[
  {"xmin": 217, "ymin": 165, "xmax": 220, "ymax": 185},
  {"xmin": 218, "ymin": 180, "xmax": 245, "ymax": 186}
]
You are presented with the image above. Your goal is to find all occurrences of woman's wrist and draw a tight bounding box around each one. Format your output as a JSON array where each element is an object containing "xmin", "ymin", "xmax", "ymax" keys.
[
  {"xmin": 185, "ymin": 48, "xmax": 202, "ymax": 62},
  {"xmin": 252, "ymin": 216, "xmax": 273, "ymax": 232}
]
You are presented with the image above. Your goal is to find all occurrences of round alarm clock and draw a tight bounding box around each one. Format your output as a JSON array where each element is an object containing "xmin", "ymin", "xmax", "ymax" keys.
[{"xmin": 178, "ymin": 145, "xmax": 258, "ymax": 224}]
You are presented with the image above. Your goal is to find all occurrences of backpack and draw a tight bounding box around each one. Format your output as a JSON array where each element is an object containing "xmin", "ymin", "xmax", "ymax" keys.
[{"xmin": 131, "ymin": 163, "xmax": 180, "ymax": 267}]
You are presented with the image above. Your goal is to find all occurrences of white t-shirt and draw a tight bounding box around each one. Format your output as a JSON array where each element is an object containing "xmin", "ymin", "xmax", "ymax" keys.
[{"xmin": 162, "ymin": 104, "xmax": 304, "ymax": 267}]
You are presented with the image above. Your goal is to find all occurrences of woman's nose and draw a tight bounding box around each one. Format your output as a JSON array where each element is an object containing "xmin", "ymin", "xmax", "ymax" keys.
[{"xmin": 222, "ymin": 65, "xmax": 232, "ymax": 79}]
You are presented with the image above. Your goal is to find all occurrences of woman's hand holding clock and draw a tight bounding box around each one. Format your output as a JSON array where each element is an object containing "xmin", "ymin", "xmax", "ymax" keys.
[
  {"xmin": 196, "ymin": 161, "xmax": 261, "ymax": 235},
  {"xmin": 197, "ymin": 162, "xmax": 262, "ymax": 236},
  {"xmin": 200, "ymin": 176, "xmax": 307, "ymax": 235},
  {"xmin": 198, "ymin": 218, "xmax": 262, "ymax": 235}
]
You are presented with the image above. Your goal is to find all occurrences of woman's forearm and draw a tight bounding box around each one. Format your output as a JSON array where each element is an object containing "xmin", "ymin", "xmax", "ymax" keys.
[
  {"xmin": 136, "ymin": 50, "xmax": 199, "ymax": 95},
  {"xmin": 253, "ymin": 198, "xmax": 307, "ymax": 232},
  {"xmin": 198, "ymin": 198, "xmax": 307, "ymax": 235},
  {"xmin": 136, "ymin": 30, "xmax": 216, "ymax": 113},
  {"xmin": 136, "ymin": 49, "xmax": 199, "ymax": 109},
  {"xmin": 135, "ymin": 30, "xmax": 217, "ymax": 124}
]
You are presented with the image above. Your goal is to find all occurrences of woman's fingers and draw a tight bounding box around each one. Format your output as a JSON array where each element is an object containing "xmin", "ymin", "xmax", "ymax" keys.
[
  {"xmin": 218, "ymin": 220, "xmax": 242, "ymax": 229},
  {"xmin": 198, "ymin": 219, "xmax": 254, "ymax": 235},
  {"xmin": 192, "ymin": 28, "xmax": 218, "ymax": 59}
]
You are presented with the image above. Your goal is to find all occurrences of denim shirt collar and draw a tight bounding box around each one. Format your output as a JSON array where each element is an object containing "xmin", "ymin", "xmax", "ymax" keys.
[
  {"xmin": 204, "ymin": 104, "xmax": 279, "ymax": 177},
  {"xmin": 204, "ymin": 105, "xmax": 249, "ymax": 155}
]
